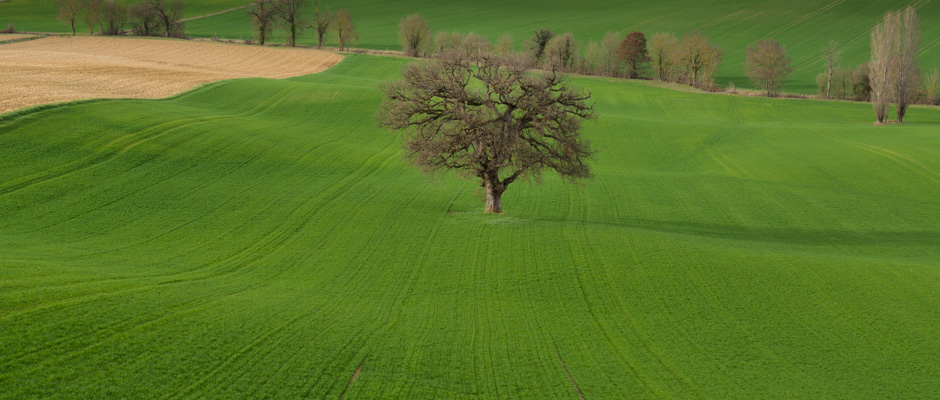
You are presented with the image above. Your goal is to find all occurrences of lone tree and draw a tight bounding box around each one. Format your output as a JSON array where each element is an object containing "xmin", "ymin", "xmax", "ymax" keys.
[
  {"xmin": 399, "ymin": 13, "xmax": 431, "ymax": 57},
  {"xmin": 378, "ymin": 51, "xmax": 596, "ymax": 214},
  {"xmin": 247, "ymin": 0, "xmax": 275, "ymax": 45},
  {"xmin": 311, "ymin": 1, "xmax": 334, "ymax": 49},
  {"xmin": 618, "ymin": 31, "xmax": 649, "ymax": 79},
  {"xmin": 56, "ymin": 0, "xmax": 83, "ymax": 36},
  {"xmin": 744, "ymin": 38, "xmax": 793, "ymax": 97},
  {"xmin": 334, "ymin": 9, "xmax": 357, "ymax": 51}
]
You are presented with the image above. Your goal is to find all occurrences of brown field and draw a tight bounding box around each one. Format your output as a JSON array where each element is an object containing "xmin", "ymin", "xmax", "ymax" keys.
[{"xmin": 0, "ymin": 36, "xmax": 344, "ymax": 114}]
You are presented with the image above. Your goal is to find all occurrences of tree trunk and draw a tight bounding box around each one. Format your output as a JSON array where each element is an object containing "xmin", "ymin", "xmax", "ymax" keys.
[
  {"xmin": 483, "ymin": 178, "xmax": 504, "ymax": 214},
  {"xmin": 317, "ymin": 33, "xmax": 323, "ymax": 49}
]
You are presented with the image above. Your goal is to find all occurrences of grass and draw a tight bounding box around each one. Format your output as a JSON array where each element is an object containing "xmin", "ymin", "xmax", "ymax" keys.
[
  {"xmin": 5, "ymin": 0, "xmax": 939, "ymax": 92},
  {"xmin": 182, "ymin": 0, "xmax": 940, "ymax": 94},
  {"xmin": 1, "ymin": 54, "xmax": 938, "ymax": 398}
]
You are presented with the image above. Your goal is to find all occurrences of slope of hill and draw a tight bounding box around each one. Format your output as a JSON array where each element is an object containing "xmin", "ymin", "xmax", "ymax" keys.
[
  {"xmin": 185, "ymin": 0, "xmax": 940, "ymax": 93},
  {"xmin": 1, "ymin": 54, "xmax": 938, "ymax": 398}
]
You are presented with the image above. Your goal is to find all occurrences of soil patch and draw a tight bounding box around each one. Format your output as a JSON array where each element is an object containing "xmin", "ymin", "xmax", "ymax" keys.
[{"xmin": 0, "ymin": 36, "xmax": 343, "ymax": 114}]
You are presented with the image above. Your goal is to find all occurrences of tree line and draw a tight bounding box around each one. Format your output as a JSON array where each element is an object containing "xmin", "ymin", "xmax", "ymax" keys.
[
  {"xmin": 57, "ymin": 0, "xmax": 185, "ymax": 38},
  {"xmin": 247, "ymin": 0, "xmax": 357, "ymax": 49}
]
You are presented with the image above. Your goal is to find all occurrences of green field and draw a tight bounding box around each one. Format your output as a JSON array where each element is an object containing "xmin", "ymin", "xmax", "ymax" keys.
[
  {"xmin": 4, "ymin": 0, "xmax": 940, "ymax": 93},
  {"xmin": 1, "ymin": 54, "xmax": 938, "ymax": 398}
]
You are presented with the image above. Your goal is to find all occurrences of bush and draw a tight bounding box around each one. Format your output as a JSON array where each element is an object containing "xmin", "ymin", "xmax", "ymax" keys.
[{"xmin": 1, "ymin": 22, "xmax": 14, "ymax": 34}]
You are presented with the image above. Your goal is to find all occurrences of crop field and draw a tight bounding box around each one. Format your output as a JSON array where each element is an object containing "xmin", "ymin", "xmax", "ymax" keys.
[
  {"xmin": 1, "ymin": 54, "xmax": 938, "ymax": 398},
  {"xmin": 0, "ymin": 36, "xmax": 341, "ymax": 114}
]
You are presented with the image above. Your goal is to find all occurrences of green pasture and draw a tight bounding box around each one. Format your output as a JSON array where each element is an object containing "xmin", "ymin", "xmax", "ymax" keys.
[
  {"xmin": 1, "ymin": 54, "xmax": 938, "ymax": 398},
  {"xmin": 4, "ymin": 0, "xmax": 939, "ymax": 92},
  {"xmin": 185, "ymin": 0, "xmax": 940, "ymax": 93}
]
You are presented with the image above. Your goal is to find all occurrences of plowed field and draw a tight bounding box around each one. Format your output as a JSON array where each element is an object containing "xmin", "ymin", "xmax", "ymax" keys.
[{"xmin": 0, "ymin": 36, "xmax": 343, "ymax": 114}]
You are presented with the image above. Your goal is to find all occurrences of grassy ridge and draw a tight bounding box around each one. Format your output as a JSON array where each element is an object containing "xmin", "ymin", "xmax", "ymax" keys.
[{"xmin": 1, "ymin": 55, "xmax": 939, "ymax": 398}]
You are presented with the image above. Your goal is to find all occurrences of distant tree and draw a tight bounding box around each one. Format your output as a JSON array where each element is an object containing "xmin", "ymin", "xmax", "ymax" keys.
[
  {"xmin": 892, "ymin": 7, "xmax": 920, "ymax": 122},
  {"xmin": 925, "ymin": 69, "xmax": 939, "ymax": 105},
  {"xmin": 744, "ymin": 38, "xmax": 793, "ymax": 97},
  {"xmin": 648, "ymin": 32, "xmax": 679, "ymax": 81},
  {"xmin": 582, "ymin": 41, "xmax": 602, "ymax": 75},
  {"xmin": 247, "ymin": 0, "xmax": 274, "ymax": 45},
  {"xmin": 617, "ymin": 31, "xmax": 649, "ymax": 79},
  {"xmin": 84, "ymin": 0, "xmax": 102, "ymax": 35},
  {"xmin": 852, "ymin": 62, "xmax": 872, "ymax": 102},
  {"xmin": 56, "ymin": 0, "xmax": 83, "ymax": 36},
  {"xmin": 494, "ymin": 33, "xmax": 514, "ymax": 55},
  {"xmin": 148, "ymin": 0, "xmax": 184, "ymax": 38},
  {"xmin": 129, "ymin": 0, "xmax": 158, "ymax": 36},
  {"xmin": 272, "ymin": 0, "xmax": 304, "ymax": 47},
  {"xmin": 599, "ymin": 31, "xmax": 622, "ymax": 77},
  {"xmin": 310, "ymin": 1, "xmax": 334, "ymax": 49},
  {"xmin": 460, "ymin": 32, "xmax": 490, "ymax": 61},
  {"xmin": 526, "ymin": 27, "xmax": 554, "ymax": 65},
  {"xmin": 543, "ymin": 32, "xmax": 577, "ymax": 71},
  {"xmin": 334, "ymin": 9, "xmax": 357, "ymax": 51},
  {"xmin": 399, "ymin": 13, "xmax": 431, "ymax": 57},
  {"xmin": 677, "ymin": 30, "xmax": 723, "ymax": 90},
  {"xmin": 378, "ymin": 51, "xmax": 596, "ymax": 214},
  {"xmin": 822, "ymin": 40, "xmax": 840, "ymax": 98},
  {"xmin": 433, "ymin": 31, "xmax": 463, "ymax": 54},
  {"xmin": 100, "ymin": 0, "xmax": 127, "ymax": 35},
  {"xmin": 869, "ymin": 11, "xmax": 897, "ymax": 123}
]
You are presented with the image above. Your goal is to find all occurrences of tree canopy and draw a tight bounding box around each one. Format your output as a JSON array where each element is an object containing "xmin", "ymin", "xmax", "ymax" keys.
[{"xmin": 378, "ymin": 51, "xmax": 596, "ymax": 213}]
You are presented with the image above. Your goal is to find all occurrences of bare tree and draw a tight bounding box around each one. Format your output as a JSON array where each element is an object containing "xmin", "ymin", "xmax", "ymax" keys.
[
  {"xmin": 925, "ymin": 68, "xmax": 939, "ymax": 105},
  {"xmin": 84, "ymin": 0, "xmax": 102, "ymax": 35},
  {"xmin": 494, "ymin": 33, "xmax": 514, "ymax": 55},
  {"xmin": 247, "ymin": 0, "xmax": 274, "ymax": 45},
  {"xmin": 334, "ymin": 9, "xmax": 357, "ymax": 51},
  {"xmin": 311, "ymin": 1, "xmax": 334, "ymax": 49},
  {"xmin": 543, "ymin": 32, "xmax": 577, "ymax": 71},
  {"xmin": 272, "ymin": 0, "xmax": 304, "ymax": 47},
  {"xmin": 378, "ymin": 51, "xmax": 596, "ymax": 214},
  {"xmin": 648, "ymin": 32, "xmax": 678, "ymax": 81},
  {"xmin": 618, "ymin": 31, "xmax": 649, "ymax": 79},
  {"xmin": 892, "ymin": 7, "xmax": 920, "ymax": 122},
  {"xmin": 399, "ymin": 13, "xmax": 431, "ymax": 57},
  {"xmin": 148, "ymin": 0, "xmax": 184, "ymax": 38},
  {"xmin": 526, "ymin": 27, "xmax": 555, "ymax": 65},
  {"xmin": 822, "ymin": 40, "xmax": 840, "ymax": 98},
  {"xmin": 100, "ymin": 0, "xmax": 127, "ymax": 35},
  {"xmin": 460, "ymin": 32, "xmax": 490, "ymax": 61},
  {"xmin": 129, "ymin": 0, "xmax": 159, "ymax": 36},
  {"xmin": 870, "ymin": 11, "xmax": 897, "ymax": 123},
  {"xmin": 433, "ymin": 31, "xmax": 463, "ymax": 54},
  {"xmin": 677, "ymin": 31, "xmax": 723, "ymax": 89},
  {"xmin": 57, "ymin": 0, "xmax": 83, "ymax": 36},
  {"xmin": 600, "ymin": 31, "xmax": 622, "ymax": 77},
  {"xmin": 744, "ymin": 38, "xmax": 793, "ymax": 97},
  {"xmin": 582, "ymin": 41, "xmax": 602, "ymax": 75}
]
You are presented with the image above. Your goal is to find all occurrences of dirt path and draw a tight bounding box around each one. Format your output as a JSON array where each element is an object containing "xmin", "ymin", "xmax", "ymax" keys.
[
  {"xmin": 0, "ymin": 36, "xmax": 343, "ymax": 114},
  {"xmin": 181, "ymin": 3, "xmax": 253, "ymax": 23}
]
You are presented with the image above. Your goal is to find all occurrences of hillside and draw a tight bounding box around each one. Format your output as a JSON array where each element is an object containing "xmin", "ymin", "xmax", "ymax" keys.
[{"xmin": 1, "ymin": 54, "xmax": 938, "ymax": 398}]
